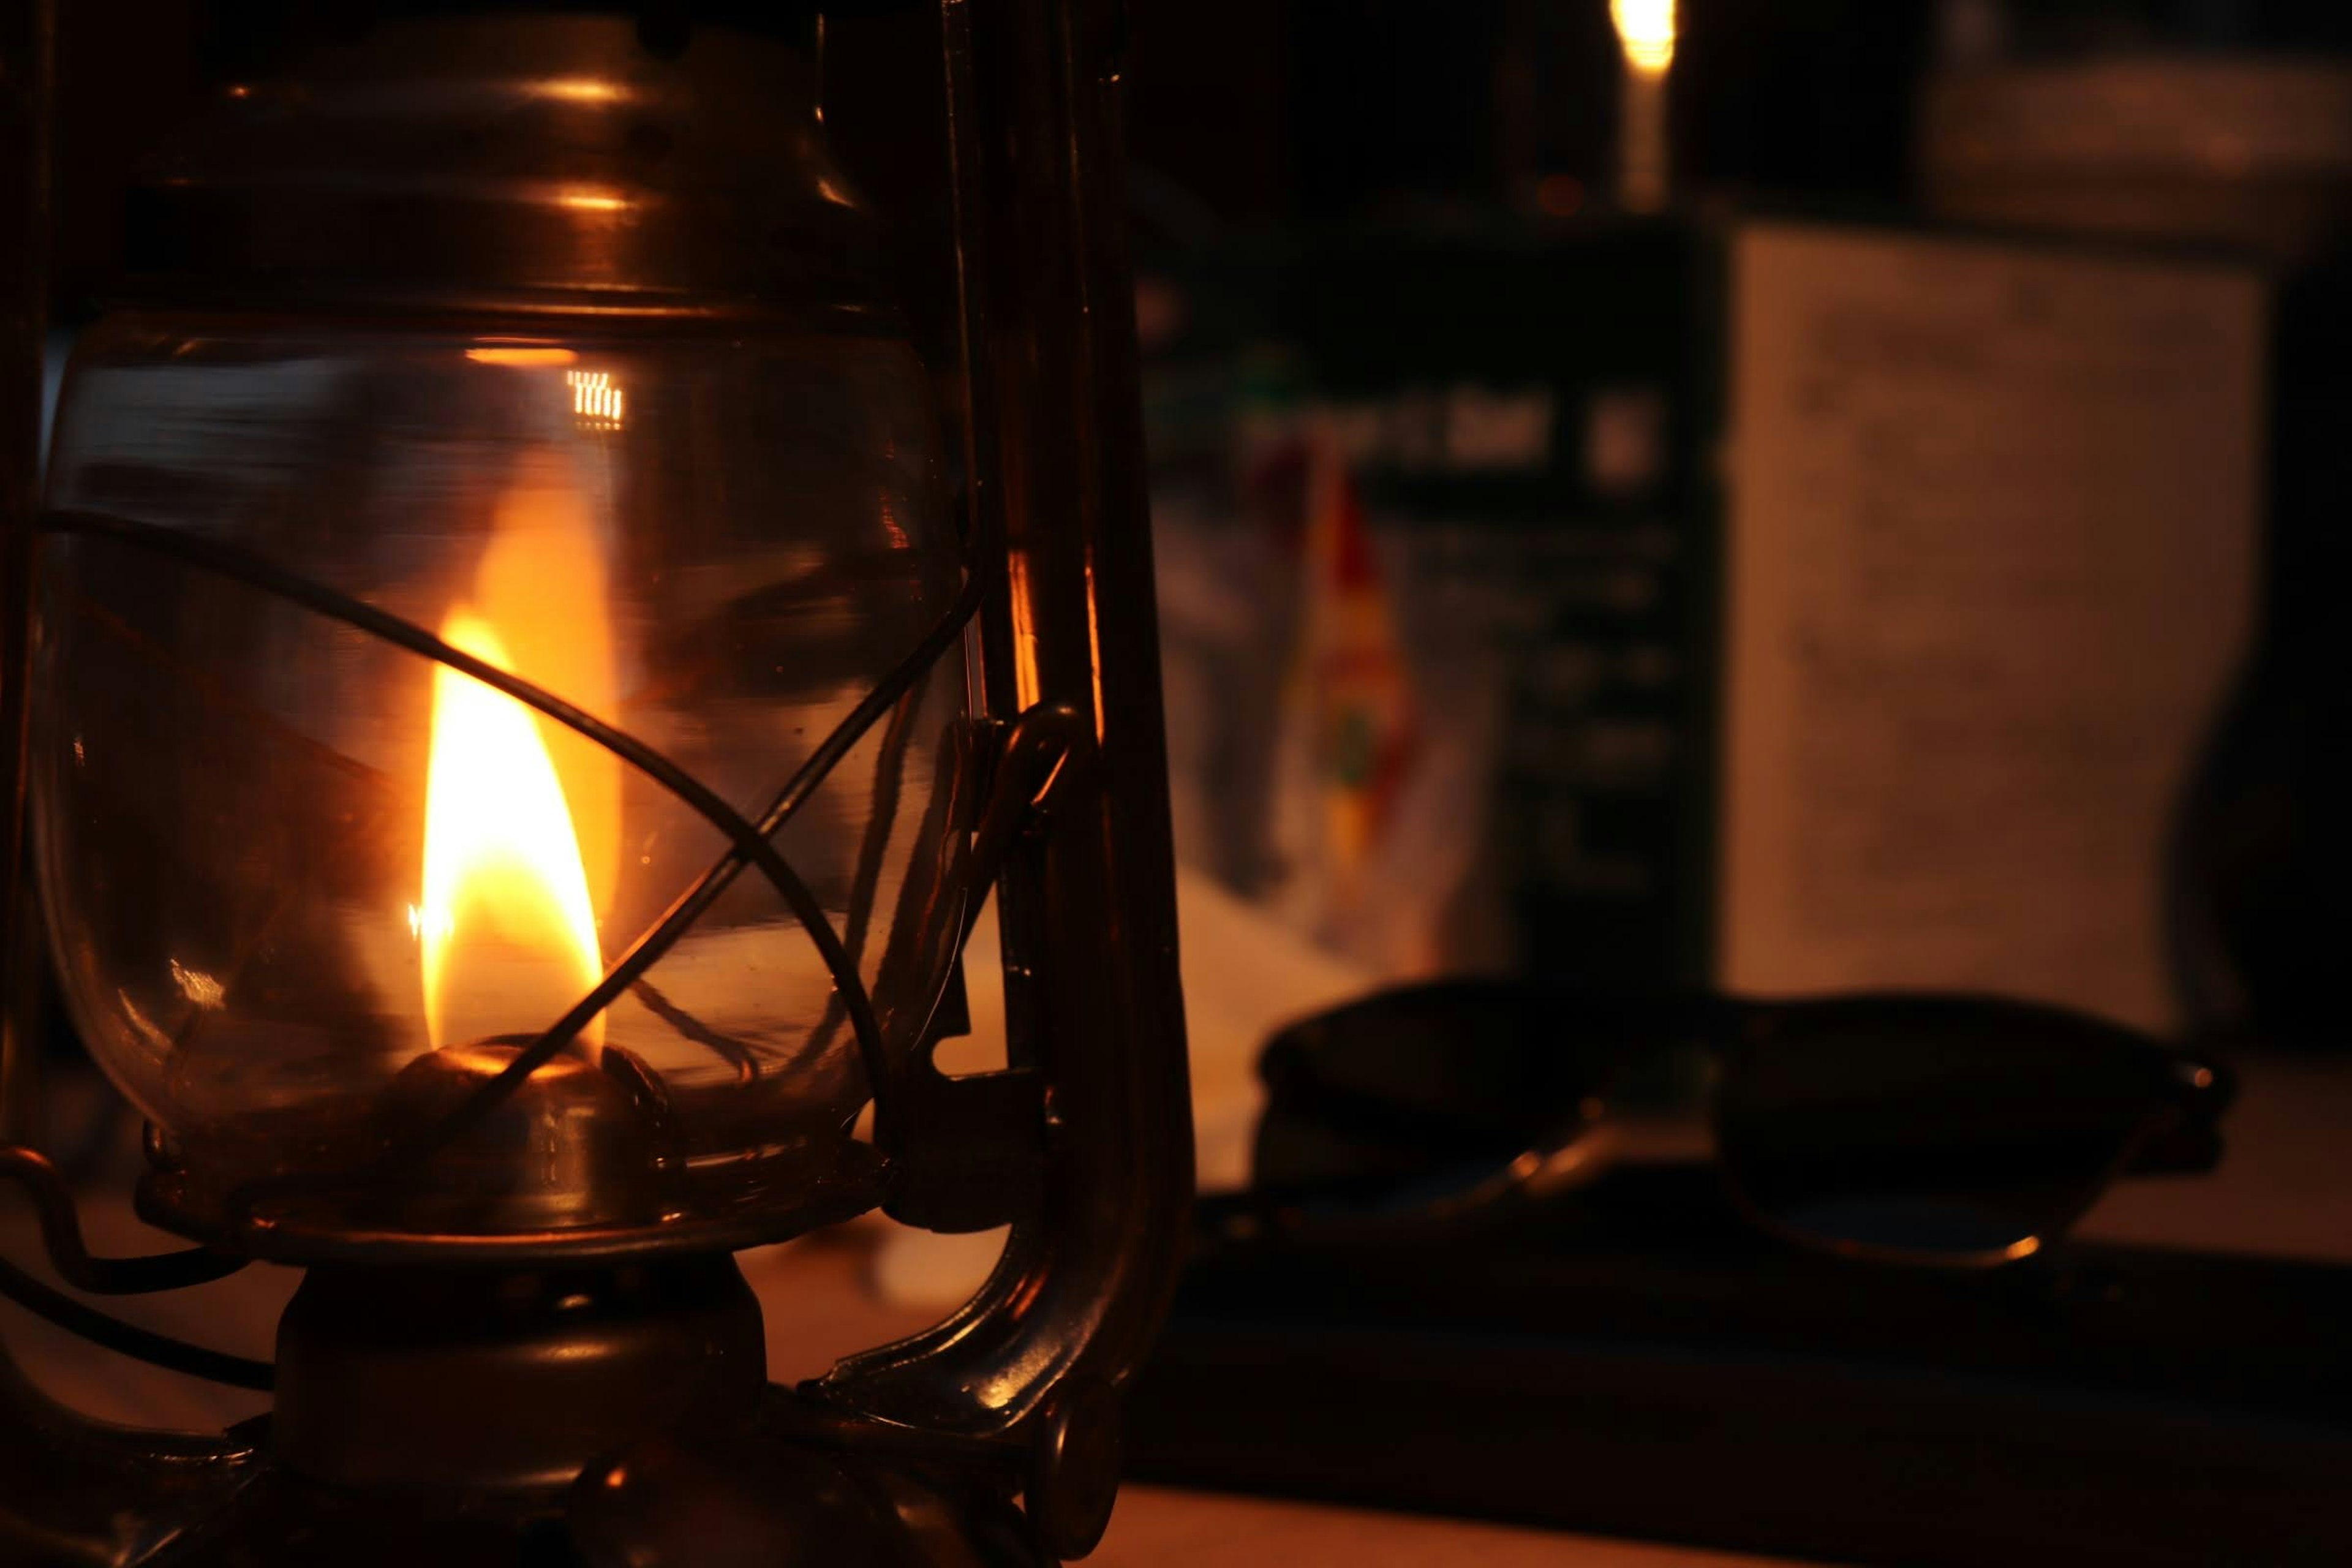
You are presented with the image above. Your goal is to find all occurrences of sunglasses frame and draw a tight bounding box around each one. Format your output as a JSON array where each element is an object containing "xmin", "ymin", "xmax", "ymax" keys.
[
  {"xmin": 1711, "ymin": 997, "xmax": 2237, "ymax": 1271},
  {"xmin": 1220, "ymin": 983, "xmax": 2237, "ymax": 1272}
]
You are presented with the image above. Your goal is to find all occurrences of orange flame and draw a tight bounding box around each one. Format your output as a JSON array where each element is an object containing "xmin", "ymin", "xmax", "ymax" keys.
[{"xmin": 415, "ymin": 451, "xmax": 619, "ymax": 1054}]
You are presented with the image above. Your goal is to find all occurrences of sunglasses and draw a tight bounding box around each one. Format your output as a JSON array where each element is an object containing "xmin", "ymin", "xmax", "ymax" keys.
[{"xmin": 1216, "ymin": 982, "xmax": 2235, "ymax": 1270}]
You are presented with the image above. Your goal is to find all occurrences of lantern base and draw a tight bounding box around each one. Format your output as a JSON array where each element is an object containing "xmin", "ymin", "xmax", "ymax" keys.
[
  {"xmin": 271, "ymin": 1254, "xmax": 768, "ymax": 1494},
  {"xmin": 47, "ymin": 1251, "xmax": 1059, "ymax": 1566},
  {"xmin": 116, "ymin": 1422, "xmax": 1052, "ymax": 1568}
]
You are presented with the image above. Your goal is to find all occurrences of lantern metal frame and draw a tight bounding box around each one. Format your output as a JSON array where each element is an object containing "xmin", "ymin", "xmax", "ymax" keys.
[{"xmin": 0, "ymin": 1, "xmax": 1192, "ymax": 1562}]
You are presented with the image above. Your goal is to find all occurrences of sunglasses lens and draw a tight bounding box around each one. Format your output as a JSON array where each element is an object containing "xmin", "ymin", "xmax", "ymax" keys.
[
  {"xmin": 1717, "ymin": 998, "xmax": 2169, "ymax": 1261},
  {"xmin": 1251, "ymin": 982, "xmax": 1615, "ymax": 1203}
]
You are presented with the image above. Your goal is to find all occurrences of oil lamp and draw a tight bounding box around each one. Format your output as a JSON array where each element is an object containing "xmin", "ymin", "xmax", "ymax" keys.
[{"xmin": 0, "ymin": 2, "xmax": 1190, "ymax": 1562}]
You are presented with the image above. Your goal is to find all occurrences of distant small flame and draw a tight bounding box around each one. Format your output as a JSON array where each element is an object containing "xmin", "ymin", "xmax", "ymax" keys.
[{"xmin": 1612, "ymin": 0, "xmax": 1677, "ymax": 74}]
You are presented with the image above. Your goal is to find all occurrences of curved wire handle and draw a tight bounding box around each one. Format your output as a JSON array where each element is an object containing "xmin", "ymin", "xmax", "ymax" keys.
[
  {"xmin": 0, "ymin": 1252, "xmax": 273, "ymax": 1390},
  {"xmin": 39, "ymin": 506, "xmax": 980, "ymax": 1218},
  {"xmin": 0, "ymin": 1146, "xmax": 242, "ymax": 1294},
  {"xmin": 0, "ymin": 1147, "xmax": 273, "ymax": 1390}
]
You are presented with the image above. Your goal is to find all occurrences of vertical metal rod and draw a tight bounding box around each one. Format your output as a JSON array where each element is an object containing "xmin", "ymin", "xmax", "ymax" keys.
[
  {"xmin": 0, "ymin": 0, "xmax": 54, "ymax": 1145},
  {"xmin": 820, "ymin": 0, "xmax": 1194, "ymax": 1444}
]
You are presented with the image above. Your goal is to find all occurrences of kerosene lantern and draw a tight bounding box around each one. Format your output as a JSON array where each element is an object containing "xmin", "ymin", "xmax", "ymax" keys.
[{"xmin": 0, "ymin": 2, "xmax": 1190, "ymax": 1562}]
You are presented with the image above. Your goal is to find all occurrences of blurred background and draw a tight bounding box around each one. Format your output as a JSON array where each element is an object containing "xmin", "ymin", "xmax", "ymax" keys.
[
  {"xmin": 1125, "ymin": 0, "xmax": 2346, "ymax": 1022},
  {"xmin": 1116, "ymin": 0, "xmax": 2352, "ymax": 1193}
]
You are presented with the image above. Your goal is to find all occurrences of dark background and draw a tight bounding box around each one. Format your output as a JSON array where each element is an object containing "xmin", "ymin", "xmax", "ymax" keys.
[{"xmin": 47, "ymin": 1, "xmax": 2352, "ymax": 308}]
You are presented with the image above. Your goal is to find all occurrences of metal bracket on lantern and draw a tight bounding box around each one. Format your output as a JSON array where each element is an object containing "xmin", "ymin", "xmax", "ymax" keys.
[{"xmin": 881, "ymin": 702, "xmax": 1088, "ymax": 1234}]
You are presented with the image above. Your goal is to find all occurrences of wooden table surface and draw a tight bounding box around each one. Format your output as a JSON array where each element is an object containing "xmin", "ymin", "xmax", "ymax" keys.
[{"xmin": 4, "ymin": 1050, "xmax": 2345, "ymax": 1564}]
